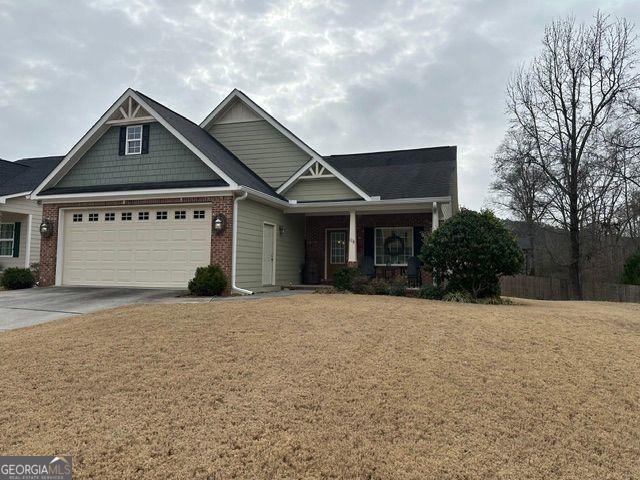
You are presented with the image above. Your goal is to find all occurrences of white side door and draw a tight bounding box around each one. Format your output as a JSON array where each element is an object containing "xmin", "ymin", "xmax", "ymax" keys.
[{"xmin": 262, "ymin": 223, "xmax": 275, "ymax": 285}]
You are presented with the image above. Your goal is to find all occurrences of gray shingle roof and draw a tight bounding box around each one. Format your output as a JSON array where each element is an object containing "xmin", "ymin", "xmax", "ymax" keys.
[
  {"xmin": 0, "ymin": 156, "xmax": 64, "ymax": 197},
  {"xmin": 324, "ymin": 146, "xmax": 457, "ymax": 200},
  {"xmin": 135, "ymin": 91, "xmax": 284, "ymax": 200}
]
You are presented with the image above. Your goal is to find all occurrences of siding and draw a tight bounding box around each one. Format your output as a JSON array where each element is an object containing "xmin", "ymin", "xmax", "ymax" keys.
[
  {"xmin": 0, "ymin": 196, "xmax": 42, "ymax": 269},
  {"xmin": 236, "ymin": 199, "xmax": 305, "ymax": 292},
  {"xmin": 284, "ymin": 177, "xmax": 361, "ymax": 202},
  {"xmin": 208, "ymin": 120, "xmax": 311, "ymax": 188},
  {"xmin": 56, "ymin": 122, "xmax": 219, "ymax": 188}
]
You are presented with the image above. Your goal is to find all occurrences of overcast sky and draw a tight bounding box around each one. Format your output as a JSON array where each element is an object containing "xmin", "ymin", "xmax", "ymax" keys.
[{"xmin": 1, "ymin": 0, "xmax": 639, "ymax": 208}]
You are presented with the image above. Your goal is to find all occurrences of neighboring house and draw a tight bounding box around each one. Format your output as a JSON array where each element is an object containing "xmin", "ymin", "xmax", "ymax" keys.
[
  {"xmin": 0, "ymin": 156, "xmax": 63, "ymax": 271},
  {"xmin": 28, "ymin": 88, "xmax": 458, "ymax": 293}
]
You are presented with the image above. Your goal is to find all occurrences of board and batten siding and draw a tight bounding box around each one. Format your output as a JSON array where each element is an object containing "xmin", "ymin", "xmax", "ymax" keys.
[
  {"xmin": 284, "ymin": 177, "xmax": 361, "ymax": 202},
  {"xmin": 207, "ymin": 120, "xmax": 311, "ymax": 189},
  {"xmin": 55, "ymin": 123, "xmax": 220, "ymax": 188},
  {"xmin": 0, "ymin": 196, "xmax": 42, "ymax": 269},
  {"xmin": 235, "ymin": 199, "xmax": 305, "ymax": 292}
]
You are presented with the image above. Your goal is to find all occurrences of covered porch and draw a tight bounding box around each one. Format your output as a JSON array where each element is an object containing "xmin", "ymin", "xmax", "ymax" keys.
[{"xmin": 294, "ymin": 200, "xmax": 453, "ymax": 285}]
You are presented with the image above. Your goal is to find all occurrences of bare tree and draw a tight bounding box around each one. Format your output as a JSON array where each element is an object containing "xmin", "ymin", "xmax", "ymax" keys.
[
  {"xmin": 492, "ymin": 128, "xmax": 549, "ymax": 274},
  {"xmin": 506, "ymin": 13, "xmax": 639, "ymax": 297}
]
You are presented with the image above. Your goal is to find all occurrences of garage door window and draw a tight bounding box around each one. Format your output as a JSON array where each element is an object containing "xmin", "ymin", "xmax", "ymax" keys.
[
  {"xmin": 105, "ymin": 213, "xmax": 115, "ymax": 221},
  {"xmin": 156, "ymin": 211, "xmax": 167, "ymax": 220},
  {"xmin": 138, "ymin": 212, "xmax": 149, "ymax": 221},
  {"xmin": 73, "ymin": 214, "xmax": 83, "ymax": 222},
  {"xmin": 121, "ymin": 212, "xmax": 132, "ymax": 221},
  {"xmin": 89, "ymin": 213, "xmax": 99, "ymax": 222},
  {"xmin": 174, "ymin": 211, "xmax": 186, "ymax": 220},
  {"xmin": 194, "ymin": 210, "xmax": 205, "ymax": 219}
]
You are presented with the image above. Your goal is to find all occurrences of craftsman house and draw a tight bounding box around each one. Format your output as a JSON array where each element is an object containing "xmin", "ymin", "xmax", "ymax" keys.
[{"xmin": 28, "ymin": 89, "xmax": 458, "ymax": 293}]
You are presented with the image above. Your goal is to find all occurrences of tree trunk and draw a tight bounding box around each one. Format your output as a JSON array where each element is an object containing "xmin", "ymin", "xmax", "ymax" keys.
[
  {"xmin": 569, "ymin": 199, "xmax": 582, "ymax": 299},
  {"xmin": 527, "ymin": 221, "xmax": 536, "ymax": 276}
]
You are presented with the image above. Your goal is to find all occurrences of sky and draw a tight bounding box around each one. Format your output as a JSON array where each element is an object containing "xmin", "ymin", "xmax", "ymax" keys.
[{"xmin": 1, "ymin": 0, "xmax": 639, "ymax": 209}]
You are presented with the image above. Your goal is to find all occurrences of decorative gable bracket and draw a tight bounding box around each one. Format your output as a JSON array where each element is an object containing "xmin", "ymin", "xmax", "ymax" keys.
[{"xmin": 300, "ymin": 161, "xmax": 333, "ymax": 179}]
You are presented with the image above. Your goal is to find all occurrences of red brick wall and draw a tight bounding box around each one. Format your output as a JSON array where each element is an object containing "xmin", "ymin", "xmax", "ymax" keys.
[
  {"xmin": 304, "ymin": 212, "xmax": 432, "ymax": 284},
  {"xmin": 38, "ymin": 196, "xmax": 235, "ymax": 293}
]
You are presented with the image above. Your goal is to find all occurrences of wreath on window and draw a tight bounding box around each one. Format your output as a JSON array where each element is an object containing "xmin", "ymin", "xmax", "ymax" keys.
[{"xmin": 383, "ymin": 233, "xmax": 405, "ymax": 258}]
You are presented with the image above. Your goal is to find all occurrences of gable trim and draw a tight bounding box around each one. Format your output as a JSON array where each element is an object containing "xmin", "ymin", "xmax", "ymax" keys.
[
  {"xmin": 277, "ymin": 158, "xmax": 371, "ymax": 200},
  {"xmin": 32, "ymin": 89, "xmax": 239, "ymax": 198},
  {"xmin": 200, "ymin": 89, "xmax": 322, "ymax": 161}
]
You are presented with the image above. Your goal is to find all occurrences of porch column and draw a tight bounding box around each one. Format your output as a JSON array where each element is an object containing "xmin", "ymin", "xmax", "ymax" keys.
[
  {"xmin": 24, "ymin": 214, "xmax": 32, "ymax": 268},
  {"xmin": 432, "ymin": 202, "xmax": 439, "ymax": 231},
  {"xmin": 348, "ymin": 210, "xmax": 357, "ymax": 266}
]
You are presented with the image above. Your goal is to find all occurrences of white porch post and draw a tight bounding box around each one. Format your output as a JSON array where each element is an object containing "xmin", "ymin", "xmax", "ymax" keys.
[
  {"xmin": 24, "ymin": 214, "xmax": 32, "ymax": 268},
  {"xmin": 432, "ymin": 202, "xmax": 439, "ymax": 231},
  {"xmin": 348, "ymin": 210, "xmax": 357, "ymax": 266}
]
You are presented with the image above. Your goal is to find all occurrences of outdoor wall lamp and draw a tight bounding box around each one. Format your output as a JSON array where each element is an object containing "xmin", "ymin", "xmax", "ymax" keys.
[
  {"xmin": 39, "ymin": 219, "xmax": 54, "ymax": 238},
  {"xmin": 279, "ymin": 225, "xmax": 286, "ymax": 235},
  {"xmin": 213, "ymin": 213, "xmax": 227, "ymax": 235}
]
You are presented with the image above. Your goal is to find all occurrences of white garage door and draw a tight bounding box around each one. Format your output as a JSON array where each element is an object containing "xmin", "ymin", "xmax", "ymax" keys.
[{"xmin": 61, "ymin": 206, "xmax": 212, "ymax": 288}]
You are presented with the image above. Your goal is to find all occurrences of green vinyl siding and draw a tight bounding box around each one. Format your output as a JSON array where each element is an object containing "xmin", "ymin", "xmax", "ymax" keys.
[
  {"xmin": 284, "ymin": 177, "xmax": 361, "ymax": 202},
  {"xmin": 236, "ymin": 199, "xmax": 305, "ymax": 292},
  {"xmin": 208, "ymin": 120, "xmax": 310, "ymax": 188},
  {"xmin": 55, "ymin": 122, "xmax": 219, "ymax": 188}
]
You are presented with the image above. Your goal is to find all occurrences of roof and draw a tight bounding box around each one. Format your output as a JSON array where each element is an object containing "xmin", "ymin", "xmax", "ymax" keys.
[
  {"xmin": 0, "ymin": 156, "xmax": 64, "ymax": 197},
  {"xmin": 134, "ymin": 91, "xmax": 283, "ymax": 200},
  {"xmin": 39, "ymin": 179, "xmax": 228, "ymax": 196},
  {"xmin": 324, "ymin": 146, "xmax": 457, "ymax": 200}
]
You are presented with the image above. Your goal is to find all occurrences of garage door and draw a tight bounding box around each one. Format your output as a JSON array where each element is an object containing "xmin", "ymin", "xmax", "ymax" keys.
[{"xmin": 61, "ymin": 206, "xmax": 212, "ymax": 287}]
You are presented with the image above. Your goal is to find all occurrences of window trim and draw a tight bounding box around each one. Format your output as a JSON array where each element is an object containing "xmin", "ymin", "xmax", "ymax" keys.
[
  {"xmin": 125, "ymin": 124, "xmax": 143, "ymax": 155},
  {"xmin": 374, "ymin": 226, "xmax": 414, "ymax": 267},
  {"xmin": 0, "ymin": 222, "xmax": 15, "ymax": 258}
]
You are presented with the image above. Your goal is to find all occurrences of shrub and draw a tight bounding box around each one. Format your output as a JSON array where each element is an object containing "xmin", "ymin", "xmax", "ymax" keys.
[
  {"xmin": 442, "ymin": 291, "xmax": 474, "ymax": 303},
  {"xmin": 622, "ymin": 251, "xmax": 640, "ymax": 285},
  {"xmin": 389, "ymin": 276, "xmax": 408, "ymax": 297},
  {"xmin": 369, "ymin": 277, "xmax": 390, "ymax": 295},
  {"xmin": 421, "ymin": 209, "xmax": 523, "ymax": 299},
  {"xmin": 0, "ymin": 267, "xmax": 36, "ymax": 290},
  {"xmin": 188, "ymin": 265, "xmax": 227, "ymax": 296},
  {"xmin": 419, "ymin": 283, "xmax": 444, "ymax": 300},
  {"xmin": 332, "ymin": 267, "xmax": 360, "ymax": 291},
  {"xmin": 351, "ymin": 275, "xmax": 374, "ymax": 295}
]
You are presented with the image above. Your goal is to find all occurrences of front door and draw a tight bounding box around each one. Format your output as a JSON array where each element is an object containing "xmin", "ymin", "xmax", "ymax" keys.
[
  {"xmin": 262, "ymin": 223, "xmax": 275, "ymax": 285},
  {"xmin": 326, "ymin": 229, "xmax": 347, "ymax": 281}
]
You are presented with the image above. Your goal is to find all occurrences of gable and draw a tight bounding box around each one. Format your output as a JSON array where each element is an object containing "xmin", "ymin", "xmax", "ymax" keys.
[
  {"xmin": 207, "ymin": 119, "xmax": 310, "ymax": 189},
  {"xmin": 283, "ymin": 177, "xmax": 362, "ymax": 202},
  {"xmin": 55, "ymin": 122, "xmax": 220, "ymax": 189}
]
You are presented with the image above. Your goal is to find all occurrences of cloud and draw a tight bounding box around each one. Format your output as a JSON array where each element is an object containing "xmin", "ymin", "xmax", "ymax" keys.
[{"xmin": 0, "ymin": 0, "xmax": 638, "ymax": 208}]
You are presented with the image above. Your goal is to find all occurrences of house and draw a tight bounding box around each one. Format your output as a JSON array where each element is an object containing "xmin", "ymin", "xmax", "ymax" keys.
[
  {"xmin": 0, "ymin": 156, "xmax": 63, "ymax": 271},
  {"xmin": 28, "ymin": 89, "xmax": 458, "ymax": 293}
]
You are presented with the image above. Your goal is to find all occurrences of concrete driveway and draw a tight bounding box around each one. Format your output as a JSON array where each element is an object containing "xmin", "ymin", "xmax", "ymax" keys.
[{"xmin": 0, "ymin": 286, "xmax": 185, "ymax": 331}]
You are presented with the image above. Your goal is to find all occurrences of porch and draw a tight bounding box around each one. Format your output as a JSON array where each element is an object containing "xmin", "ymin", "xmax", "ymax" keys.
[
  {"xmin": 296, "ymin": 201, "xmax": 451, "ymax": 285},
  {"xmin": 0, "ymin": 207, "xmax": 35, "ymax": 270}
]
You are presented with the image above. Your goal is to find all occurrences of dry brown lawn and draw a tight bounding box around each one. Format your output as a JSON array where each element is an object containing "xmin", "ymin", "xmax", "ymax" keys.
[{"xmin": 1, "ymin": 295, "xmax": 639, "ymax": 479}]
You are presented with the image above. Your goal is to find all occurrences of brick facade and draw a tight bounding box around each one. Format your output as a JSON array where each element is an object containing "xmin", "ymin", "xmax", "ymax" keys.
[
  {"xmin": 38, "ymin": 196, "xmax": 235, "ymax": 293},
  {"xmin": 304, "ymin": 212, "xmax": 432, "ymax": 284}
]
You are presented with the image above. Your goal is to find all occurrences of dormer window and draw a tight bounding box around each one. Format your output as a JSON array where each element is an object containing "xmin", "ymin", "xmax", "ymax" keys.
[{"xmin": 125, "ymin": 125, "xmax": 143, "ymax": 155}]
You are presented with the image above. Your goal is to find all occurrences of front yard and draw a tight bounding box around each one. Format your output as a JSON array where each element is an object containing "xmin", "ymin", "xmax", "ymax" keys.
[{"xmin": 1, "ymin": 295, "xmax": 639, "ymax": 479}]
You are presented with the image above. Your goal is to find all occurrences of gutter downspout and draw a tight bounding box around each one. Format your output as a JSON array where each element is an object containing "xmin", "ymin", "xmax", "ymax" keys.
[{"xmin": 231, "ymin": 190, "xmax": 253, "ymax": 295}]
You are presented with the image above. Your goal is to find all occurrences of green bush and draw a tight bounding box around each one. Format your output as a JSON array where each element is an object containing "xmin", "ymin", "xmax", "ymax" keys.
[
  {"xmin": 0, "ymin": 267, "xmax": 36, "ymax": 290},
  {"xmin": 369, "ymin": 277, "xmax": 390, "ymax": 295},
  {"xmin": 332, "ymin": 267, "xmax": 360, "ymax": 291},
  {"xmin": 622, "ymin": 251, "xmax": 640, "ymax": 285},
  {"xmin": 351, "ymin": 275, "xmax": 374, "ymax": 294},
  {"xmin": 389, "ymin": 276, "xmax": 408, "ymax": 297},
  {"xmin": 419, "ymin": 283, "xmax": 444, "ymax": 300},
  {"xmin": 421, "ymin": 209, "xmax": 523, "ymax": 299},
  {"xmin": 188, "ymin": 265, "xmax": 227, "ymax": 296}
]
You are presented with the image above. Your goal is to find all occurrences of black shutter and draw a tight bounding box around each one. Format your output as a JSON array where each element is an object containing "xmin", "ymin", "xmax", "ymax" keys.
[
  {"xmin": 118, "ymin": 126, "xmax": 126, "ymax": 155},
  {"xmin": 413, "ymin": 226, "xmax": 424, "ymax": 262},
  {"xmin": 12, "ymin": 222, "xmax": 21, "ymax": 258},
  {"xmin": 363, "ymin": 227, "xmax": 375, "ymax": 260},
  {"xmin": 141, "ymin": 124, "xmax": 150, "ymax": 154}
]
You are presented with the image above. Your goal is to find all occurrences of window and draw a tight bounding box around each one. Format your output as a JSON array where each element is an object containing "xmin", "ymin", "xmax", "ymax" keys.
[
  {"xmin": 0, "ymin": 223, "xmax": 15, "ymax": 257},
  {"xmin": 138, "ymin": 211, "xmax": 149, "ymax": 221},
  {"xmin": 125, "ymin": 125, "xmax": 142, "ymax": 155},
  {"xmin": 72, "ymin": 213, "xmax": 83, "ymax": 222},
  {"xmin": 329, "ymin": 231, "xmax": 346, "ymax": 264},
  {"xmin": 374, "ymin": 227, "xmax": 413, "ymax": 266},
  {"xmin": 194, "ymin": 210, "xmax": 205, "ymax": 219},
  {"xmin": 105, "ymin": 212, "xmax": 115, "ymax": 221},
  {"xmin": 174, "ymin": 211, "xmax": 186, "ymax": 220},
  {"xmin": 121, "ymin": 212, "xmax": 132, "ymax": 221},
  {"xmin": 156, "ymin": 211, "xmax": 168, "ymax": 220},
  {"xmin": 88, "ymin": 213, "xmax": 99, "ymax": 222}
]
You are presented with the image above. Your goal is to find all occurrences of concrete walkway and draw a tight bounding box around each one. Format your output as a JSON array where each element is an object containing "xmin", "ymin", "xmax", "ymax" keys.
[{"xmin": 0, "ymin": 287, "xmax": 311, "ymax": 331}]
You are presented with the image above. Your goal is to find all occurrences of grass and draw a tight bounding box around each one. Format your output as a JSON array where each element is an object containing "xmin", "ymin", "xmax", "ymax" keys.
[{"xmin": 1, "ymin": 295, "xmax": 639, "ymax": 479}]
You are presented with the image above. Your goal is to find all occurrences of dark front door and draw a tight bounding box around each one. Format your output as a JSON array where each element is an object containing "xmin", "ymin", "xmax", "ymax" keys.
[{"xmin": 326, "ymin": 229, "xmax": 347, "ymax": 281}]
